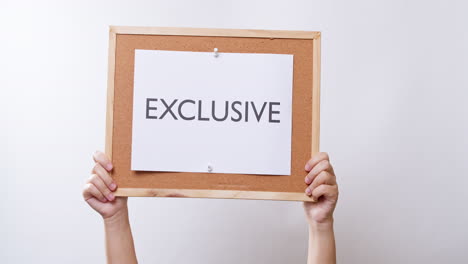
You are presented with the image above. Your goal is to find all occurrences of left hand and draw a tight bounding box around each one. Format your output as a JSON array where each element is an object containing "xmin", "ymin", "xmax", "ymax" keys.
[{"xmin": 303, "ymin": 152, "xmax": 339, "ymax": 225}]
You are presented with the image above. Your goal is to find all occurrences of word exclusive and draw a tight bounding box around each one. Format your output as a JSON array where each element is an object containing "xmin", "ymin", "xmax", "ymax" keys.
[{"xmin": 146, "ymin": 98, "xmax": 281, "ymax": 123}]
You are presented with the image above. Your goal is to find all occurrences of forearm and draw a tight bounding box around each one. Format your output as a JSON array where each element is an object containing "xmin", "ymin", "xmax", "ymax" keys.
[
  {"xmin": 104, "ymin": 207, "xmax": 138, "ymax": 264},
  {"xmin": 307, "ymin": 220, "xmax": 336, "ymax": 264}
]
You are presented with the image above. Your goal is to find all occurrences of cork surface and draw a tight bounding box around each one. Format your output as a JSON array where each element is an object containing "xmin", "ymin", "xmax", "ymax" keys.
[{"xmin": 112, "ymin": 34, "xmax": 314, "ymax": 193}]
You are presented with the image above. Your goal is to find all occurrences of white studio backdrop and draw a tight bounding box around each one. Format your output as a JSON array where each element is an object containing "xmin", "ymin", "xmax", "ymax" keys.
[{"xmin": 1, "ymin": 0, "xmax": 467, "ymax": 263}]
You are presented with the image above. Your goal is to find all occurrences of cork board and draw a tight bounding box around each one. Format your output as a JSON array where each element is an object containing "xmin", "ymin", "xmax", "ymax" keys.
[{"xmin": 106, "ymin": 26, "xmax": 321, "ymax": 201}]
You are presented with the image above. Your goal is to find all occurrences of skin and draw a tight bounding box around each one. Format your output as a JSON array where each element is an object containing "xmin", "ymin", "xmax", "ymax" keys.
[
  {"xmin": 303, "ymin": 152, "xmax": 338, "ymax": 264},
  {"xmin": 83, "ymin": 151, "xmax": 338, "ymax": 264}
]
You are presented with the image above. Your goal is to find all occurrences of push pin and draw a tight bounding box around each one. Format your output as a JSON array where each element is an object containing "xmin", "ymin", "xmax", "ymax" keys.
[
  {"xmin": 214, "ymin": 48, "xmax": 219, "ymax": 58},
  {"xmin": 207, "ymin": 164, "xmax": 213, "ymax": 173}
]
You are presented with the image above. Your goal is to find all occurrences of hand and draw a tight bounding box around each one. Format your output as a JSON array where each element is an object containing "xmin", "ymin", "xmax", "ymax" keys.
[
  {"xmin": 303, "ymin": 152, "xmax": 339, "ymax": 225},
  {"xmin": 82, "ymin": 151, "xmax": 127, "ymax": 219}
]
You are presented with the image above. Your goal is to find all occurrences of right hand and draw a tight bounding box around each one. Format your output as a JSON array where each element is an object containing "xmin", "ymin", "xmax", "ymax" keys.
[
  {"xmin": 303, "ymin": 152, "xmax": 338, "ymax": 225},
  {"xmin": 82, "ymin": 151, "xmax": 127, "ymax": 219}
]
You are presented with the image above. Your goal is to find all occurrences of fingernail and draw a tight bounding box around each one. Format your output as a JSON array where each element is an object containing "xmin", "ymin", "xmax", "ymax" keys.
[
  {"xmin": 305, "ymin": 188, "xmax": 312, "ymax": 195},
  {"xmin": 107, "ymin": 163, "xmax": 113, "ymax": 171},
  {"xmin": 102, "ymin": 197, "xmax": 108, "ymax": 203},
  {"xmin": 107, "ymin": 193, "xmax": 114, "ymax": 201},
  {"xmin": 305, "ymin": 177, "xmax": 310, "ymax": 184},
  {"xmin": 110, "ymin": 182, "xmax": 117, "ymax": 190},
  {"xmin": 305, "ymin": 163, "xmax": 311, "ymax": 171}
]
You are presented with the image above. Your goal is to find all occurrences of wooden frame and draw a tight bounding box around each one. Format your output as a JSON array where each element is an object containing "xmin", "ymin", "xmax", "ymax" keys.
[{"xmin": 106, "ymin": 26, "xmax": 321, "ymax": 201}]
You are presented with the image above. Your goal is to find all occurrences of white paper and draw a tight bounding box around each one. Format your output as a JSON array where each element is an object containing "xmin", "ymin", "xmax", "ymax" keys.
[{"xmin": 131, "ymin": 49, "xmax": 293, "ymax": 175}]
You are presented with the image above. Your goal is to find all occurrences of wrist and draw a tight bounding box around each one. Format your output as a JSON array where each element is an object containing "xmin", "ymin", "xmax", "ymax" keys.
[
  {"xmin": 103, "ymin": 206, "xmax": 129, "ymax": 228},
  {"xmin": 308, "ymin": 218, "xmax": 334, "ymax": 233}
]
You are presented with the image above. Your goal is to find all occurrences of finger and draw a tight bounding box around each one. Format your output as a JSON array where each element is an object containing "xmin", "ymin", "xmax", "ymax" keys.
[
  {"xmin": 307, "ymin": 171, "xmax": 336, "ymax": 193},
  {"xmin": 305, "ymin": 152, "xmax": 329, "ymax": 172},
  {"xmin": 305, "ymin": 159, "xmax": 334, "ymax": 184},
  {"xmin": 93, "ymin": 151, "xmax": 113, "ymax": 171},
  {"xmin": 310, "ymin": 184, "xmax": 339, "ymax": 202},
  {"xmin": 82, "ymin": 183, "xmax": 107, "ymax": 203},
  {"xmin": 88, "ymin": 174, "xmax": 115, "ymax": 201},
  {"xmin": 92, "ymin": 163, "xmax": 116, "ymax": 191}
]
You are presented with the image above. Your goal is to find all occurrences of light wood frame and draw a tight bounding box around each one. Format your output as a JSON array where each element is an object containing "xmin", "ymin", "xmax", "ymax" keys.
[{"xmin": 106, "ymin": 26, "xmax": 321, "ymax": 201}]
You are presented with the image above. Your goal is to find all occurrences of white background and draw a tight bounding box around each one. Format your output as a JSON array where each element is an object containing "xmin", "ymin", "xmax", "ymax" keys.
[{"xmin": 1, "ymin": 0, "xmax": 467, "ymax": 263}]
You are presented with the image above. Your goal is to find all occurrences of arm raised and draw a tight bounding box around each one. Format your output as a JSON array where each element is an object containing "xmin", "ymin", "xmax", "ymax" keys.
[
  {"xmin": 83, "ymin": 151, "xmax": 138, "ymax": 264},
  {"xmin": 303, "ymin": 152, "xmax": 338, "ymax": 264}
]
